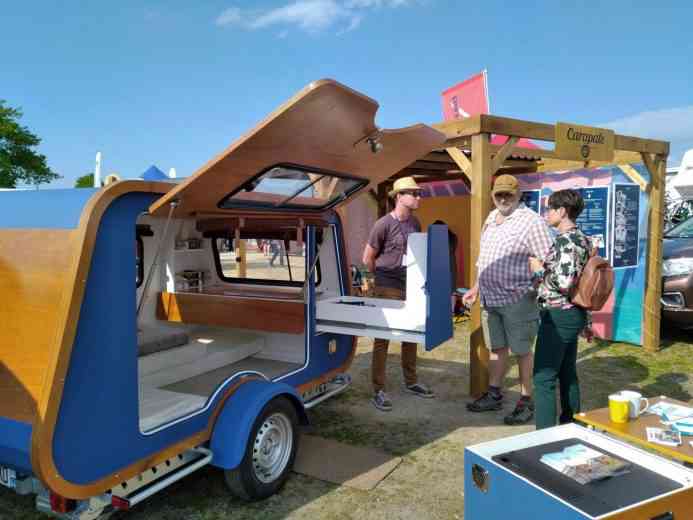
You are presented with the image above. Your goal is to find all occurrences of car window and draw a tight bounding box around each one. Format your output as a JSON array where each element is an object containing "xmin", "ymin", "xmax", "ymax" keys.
[{"xmin": 665, "ymin": 216, "xmax": 693, "ymax": 238}]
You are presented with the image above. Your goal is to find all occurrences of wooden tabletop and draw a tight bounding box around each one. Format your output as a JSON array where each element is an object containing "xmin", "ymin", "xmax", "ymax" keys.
[{"xmin": 575, "ymin": 397, "xmax": 693, "ymax": 464}]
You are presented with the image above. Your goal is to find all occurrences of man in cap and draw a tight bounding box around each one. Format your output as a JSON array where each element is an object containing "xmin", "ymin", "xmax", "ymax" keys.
[
  {"xmin": 362, "ymin": 176, "xmax": 435, "ymax": 411},
  {"xmin": 462, "ymin": 174, "xmax": 552, "ymax": 424}
]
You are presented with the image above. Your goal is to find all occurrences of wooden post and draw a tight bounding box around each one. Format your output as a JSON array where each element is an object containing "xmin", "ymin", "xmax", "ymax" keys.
[
  {"xmin": 469, "ymin": 133, "xmax": 493, "ymax": 397},
  {"xmin": 642, "ymin": 153, "xmax": 667, "ymax": 352}
]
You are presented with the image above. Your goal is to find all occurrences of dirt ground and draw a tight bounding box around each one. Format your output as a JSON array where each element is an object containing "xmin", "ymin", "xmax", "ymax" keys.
[{"xmin": 2, "ymin": 323, "xmax": 693, "ymax": 520}]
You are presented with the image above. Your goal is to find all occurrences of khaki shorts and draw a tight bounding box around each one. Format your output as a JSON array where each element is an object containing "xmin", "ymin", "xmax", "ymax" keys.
[{"xmin": 481, "ymin": 291, "xmax": 539, "ymax": 356}]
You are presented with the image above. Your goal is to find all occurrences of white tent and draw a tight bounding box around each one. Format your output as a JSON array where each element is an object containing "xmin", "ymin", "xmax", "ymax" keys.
[{"xmin": 671, "ymin": 149, "xmax": 693, "ymax": 200}]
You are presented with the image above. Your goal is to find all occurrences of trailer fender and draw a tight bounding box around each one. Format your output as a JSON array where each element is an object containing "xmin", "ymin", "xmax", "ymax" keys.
[{"xmin": 209, "ymin": 379, "xmax": 307, "ymax": 470}]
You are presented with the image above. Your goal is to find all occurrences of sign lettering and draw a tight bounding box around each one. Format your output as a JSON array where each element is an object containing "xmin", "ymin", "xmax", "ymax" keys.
[{"xmin": 555, "ymin": 122, "xmax": 615, "ymax": 162}]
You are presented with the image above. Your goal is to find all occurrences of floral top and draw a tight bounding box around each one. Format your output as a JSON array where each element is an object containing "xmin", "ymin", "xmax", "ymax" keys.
[{"xmin": 537, "ymin": 228, "xmax": 592, "ymax": 309}]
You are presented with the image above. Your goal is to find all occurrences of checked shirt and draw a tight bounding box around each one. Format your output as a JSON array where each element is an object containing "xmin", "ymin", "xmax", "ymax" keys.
[{"xmin": 477, "ymin": 204, "xmax": 553, "ymax": 308}]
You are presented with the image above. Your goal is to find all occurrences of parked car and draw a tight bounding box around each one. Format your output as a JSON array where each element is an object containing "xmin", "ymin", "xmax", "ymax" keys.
[{"xmin": 661, "ymin": 215, "xmax": 693, "ymax": 328}]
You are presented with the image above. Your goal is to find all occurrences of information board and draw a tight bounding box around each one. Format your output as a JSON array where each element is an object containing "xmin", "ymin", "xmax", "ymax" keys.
[
  {"xmin": 576, "ymin": 186, "xmax": 610, "ymax": 259},
  {"xmin": 611, "ymin": 184, "xmax": 640, "ymax": 268},
  {"xmin": 521, "ymin": 190, "xmax": 541, "ymax": 214}
]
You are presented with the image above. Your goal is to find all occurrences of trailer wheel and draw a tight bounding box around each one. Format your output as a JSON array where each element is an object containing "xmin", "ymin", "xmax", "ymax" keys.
[{"xmin": 224, "ymin": 396, "xmax": 300, "ymax": 501}]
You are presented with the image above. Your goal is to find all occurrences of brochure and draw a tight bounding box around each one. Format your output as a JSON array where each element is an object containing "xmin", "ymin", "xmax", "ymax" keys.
[
  {"xmin": 646, "ymin": 427, "xmax": 682, "ymax": 447},
  {"xmin": 540, "ymin": 443, "xmax": 632, "ymax": 485},
  {"xmin": 648, "ymin": 402, "xmax": 693, "ymax": 423}
]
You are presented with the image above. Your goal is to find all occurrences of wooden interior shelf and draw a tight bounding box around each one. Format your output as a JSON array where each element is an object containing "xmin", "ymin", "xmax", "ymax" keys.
[{"xmin": 157, "ymin": 290, "xmax": 305, "ymax": 334}]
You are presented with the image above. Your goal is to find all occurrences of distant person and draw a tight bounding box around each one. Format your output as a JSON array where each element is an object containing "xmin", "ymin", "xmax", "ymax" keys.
[
  {"xmin": 530, "ymin": 189, "xmax": 591, "ymax": 430},
  {"xmin": 269, "ymin": 240, "xmax": 284, "ymax": 267},
  {"xmin": 462, "ymin": 174, "xmax": 552, "ymax": 425},
  {"xmin": 363, "ymin": 177, "xmax": 435, "ymax": 411}
]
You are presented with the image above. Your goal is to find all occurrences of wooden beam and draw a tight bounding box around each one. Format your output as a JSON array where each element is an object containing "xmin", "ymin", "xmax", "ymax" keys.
[
  {"xmin": 618, "ymin": 164, "xmax": 650, "ymax": 192},
  {"xmin": 410, "ymin": 160, "xmax": 458, "ymax": 171},
  {"xmin": 616, "ymin": 135, "xmax": 669, "ymax": 156},
  {"xmin": 446, "ymin": 147, "xmax": 472, "ymax": 176},
  {"xmin": 432, "ymin": 117, "xmax": 482, "ymax": 139},
  {"xmin": 642, "ymin": 152, "xmax": 666, "ymax": 352},
  {"xmin": 469, "ymin": 133, "xmax": 493, "ymax": 397},
  {"xmin": 478, "ymin": 114, "xmax": 554, "ymax": 142},
  {"xmin": 439, "ymin": 136, "xmax": 472, "ymax": 149},
  {"xmin": 491, "ymin": 136, "xmax": 519, "ymax": 174},
  {"xmin": 474, "ymin": 114, "xmax": 669, "ymax": 155}
]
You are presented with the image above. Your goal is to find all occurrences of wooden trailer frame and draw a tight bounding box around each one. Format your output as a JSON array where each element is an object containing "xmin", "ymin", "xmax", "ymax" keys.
[{"xmin": 378, "ymin": 114, "xmax": 669, "ymax": 397}]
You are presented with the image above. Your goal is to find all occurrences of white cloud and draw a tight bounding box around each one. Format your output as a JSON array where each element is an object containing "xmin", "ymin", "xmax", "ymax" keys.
[
  {"xmin": 216, "ymin": 0, "xmax": 416, "ymax": 34},
  {"xmin": 216, "ymin": 7, "xmax": 242, "ymax": 26},
  {"xmin": 604, "ymin": 106, "xmax": 693, "ymax": 165}
]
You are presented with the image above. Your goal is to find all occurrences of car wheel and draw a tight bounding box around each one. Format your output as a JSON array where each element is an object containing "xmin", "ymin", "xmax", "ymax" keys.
[{"xmin": 224, "ymin": 396, "xmax": 299, "ymax": 501}]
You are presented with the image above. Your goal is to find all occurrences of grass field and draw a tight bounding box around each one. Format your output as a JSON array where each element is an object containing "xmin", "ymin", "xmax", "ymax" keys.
[{"xmin": 1, "ymin": 323, "xmax": 692, "ymax": 520}]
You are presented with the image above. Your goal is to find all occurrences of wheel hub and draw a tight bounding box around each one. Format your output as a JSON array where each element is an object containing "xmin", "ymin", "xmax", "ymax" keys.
[{"xmin": 252, "ymin": 412, "xmax": 293, "ymax": 483}]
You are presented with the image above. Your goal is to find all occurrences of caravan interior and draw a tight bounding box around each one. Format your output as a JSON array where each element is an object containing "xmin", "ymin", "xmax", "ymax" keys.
[{"xmin": 134, "ymin": 168, "xmax": 351, "ymax": 433}]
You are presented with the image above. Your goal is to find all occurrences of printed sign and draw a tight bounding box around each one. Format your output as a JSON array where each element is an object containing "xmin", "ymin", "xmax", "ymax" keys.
[
  {"xmin": 576, "ymin": 186, "xmax": 610, "ymax": 259},
  {"xmin": 555, "ymin": 122, "xmax": 615, "ymax": 162},
  {"xmin": 612, "ymin": 184, "xmax": 640, "ymax": 268},
  {"xmin": 521, "ymin": 190, "xmax": 541, "ymax": 214}
]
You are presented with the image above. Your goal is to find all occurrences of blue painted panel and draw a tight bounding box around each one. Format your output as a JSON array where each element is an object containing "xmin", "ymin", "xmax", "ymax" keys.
[
  {"xmin": 0, "ymin": 188, "xmax": 97, "ymax": 229},
  {"xmin": 610, "ymin": 164, "xmax": 649, "ymax": 344},
  {"xmin": 0, "ymin": 416, "xmax": 32, "ymax": 474},
  {"xmin": 210, "ymin": 380, "xmax": 305, "ymax": 469},
  {"xmin": 465, "ymin": 450, "xmax": 588, "ymax": 520},
  {"xmin": 53, "ymin": 192, "xmax": 214, "ymax": 484},
  {"xmin": 424, "ymin": 224, "xmax": 453, "ymax": 350}
]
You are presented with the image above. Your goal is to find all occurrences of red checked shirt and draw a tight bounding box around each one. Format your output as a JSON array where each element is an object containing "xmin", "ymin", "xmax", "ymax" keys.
[{"xmin": 477, "ymin": 204, "xmax": 553, "ymax": 308}]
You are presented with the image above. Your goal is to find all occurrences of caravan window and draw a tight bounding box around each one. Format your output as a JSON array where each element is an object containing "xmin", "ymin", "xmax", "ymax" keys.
[
  {"xmin": 212, "ymin": 237, "xmax": 319, "ymax": 286},
  {"xmin": 217, "ymin": 164, "xmax": 366, "ymax": 211}
]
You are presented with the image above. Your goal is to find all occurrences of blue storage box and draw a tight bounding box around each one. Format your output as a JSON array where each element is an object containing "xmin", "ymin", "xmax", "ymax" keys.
[{"xmin": 465, "ymin": 424, "xmax": 693, "ymax": 519}]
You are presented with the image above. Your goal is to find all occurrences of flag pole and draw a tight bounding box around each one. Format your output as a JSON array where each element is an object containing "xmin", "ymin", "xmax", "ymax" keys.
[{"xmin": 483, "ymin": 69, "xmax": 490, "ymax": 114}]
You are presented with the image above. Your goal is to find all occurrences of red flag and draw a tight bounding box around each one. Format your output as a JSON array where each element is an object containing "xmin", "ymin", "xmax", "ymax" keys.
[
  {"xmin": 441, "ymin": 70, "xmax": 538, "ymax": 149},
  {"xmin": 441, "ymin": 71, "xmax": 489, "ymax": 121}
]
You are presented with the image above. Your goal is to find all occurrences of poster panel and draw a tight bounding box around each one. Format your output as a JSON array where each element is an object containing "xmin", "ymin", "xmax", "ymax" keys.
[
  {"xmin": 575, "ymin": 186, "xmax": 610, "ymax": 259},
  {"xmin": 520, "ymin": 190, "xmax": 541, "ymax": 214},
  {"xmin": 611, "ymin": 184, "xmax": 640, "ymax": 268}
]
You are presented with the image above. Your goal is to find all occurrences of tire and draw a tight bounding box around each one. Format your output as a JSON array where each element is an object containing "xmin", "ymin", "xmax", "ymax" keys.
[{"xmin": 224, "ymin": 396, "xmax": 300, "ymax": 501}]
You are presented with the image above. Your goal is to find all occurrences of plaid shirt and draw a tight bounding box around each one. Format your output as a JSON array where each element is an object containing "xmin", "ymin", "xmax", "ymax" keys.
[{"xmin": 477, "ymin": 204, "xmax": 553, "ymax": 307}]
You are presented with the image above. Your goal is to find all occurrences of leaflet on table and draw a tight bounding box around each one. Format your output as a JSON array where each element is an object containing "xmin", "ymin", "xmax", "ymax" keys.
[
  {"xmin": 540, "ymin": 444, "xmax": 631, "ymax": 485},
  {"xmin": 646, "ymin": 427, "xmax": 682, "ymax": 447},
  {"xmin": 648, "ymin": 402, "xmax": 693, "ymax": 423}
]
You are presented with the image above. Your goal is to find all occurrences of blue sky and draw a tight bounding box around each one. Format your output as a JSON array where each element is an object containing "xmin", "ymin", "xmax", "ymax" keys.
[{"xmin": 2, "ymin": 1, "xmax": 691, "ymax": 188}]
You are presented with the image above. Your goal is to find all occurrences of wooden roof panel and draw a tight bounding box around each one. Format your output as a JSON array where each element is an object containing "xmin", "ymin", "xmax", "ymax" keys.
[{"xmin": 149, "ymin": 79, "xmax": 445, "ymax": 217}]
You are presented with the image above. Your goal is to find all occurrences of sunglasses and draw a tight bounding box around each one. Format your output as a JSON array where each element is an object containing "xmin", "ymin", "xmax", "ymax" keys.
[
  {"xmin": 493, "ymin": 191, "xmax": 515, "ymax": 199},
  {"xmin": 400, "ymin": 190, "xmax": 423, "ymax": 197}
]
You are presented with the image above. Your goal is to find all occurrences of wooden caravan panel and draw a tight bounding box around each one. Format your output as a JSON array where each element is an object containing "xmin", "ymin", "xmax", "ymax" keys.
[
  {"xmin": 149, "ymin": 79, "xmax": 445, "ymax": 218},
  {"xmin": 0, "ymin": 229, "xmax": 76, "ymax": 424},
  {"xmin": 157, "ymin": 291, "xmax": 305, "ymax": 334}
]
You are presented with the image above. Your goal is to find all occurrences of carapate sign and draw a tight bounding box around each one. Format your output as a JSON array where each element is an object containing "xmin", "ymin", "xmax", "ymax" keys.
[{"xmin": 555, "ymin": 122, "xmax": 614, "ymax": 162}]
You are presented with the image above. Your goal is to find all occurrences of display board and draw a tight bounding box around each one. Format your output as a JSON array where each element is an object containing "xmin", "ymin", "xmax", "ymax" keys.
[
  {"xmin": 612, "ymin": 184, "xmax": 641, "ymax": 268},
  {"xmin": 515, "ymin": 164, "xmax": 650, "ymax": 346},
  {"xmin": 520, "ymin": 190, "xmax": 541, "ymax": 214},
  {"xmin": 575, "ymin": 186, "xmax": 610, "ymax": 259}
]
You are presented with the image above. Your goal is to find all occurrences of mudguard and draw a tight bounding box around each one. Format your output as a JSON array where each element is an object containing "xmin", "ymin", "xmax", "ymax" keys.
[{"xmin": 209, "ymin": 379, "xmax": 308, "ymax": 470}]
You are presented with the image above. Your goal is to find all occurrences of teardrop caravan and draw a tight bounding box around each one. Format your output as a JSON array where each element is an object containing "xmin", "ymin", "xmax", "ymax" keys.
[{"xmin": 0, "ymin": 79, "xmax": 452, "ymax": 517}]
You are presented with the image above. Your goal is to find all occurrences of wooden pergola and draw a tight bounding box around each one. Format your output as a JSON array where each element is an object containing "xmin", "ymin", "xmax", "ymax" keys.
[{"xmin": 379, "ymin": 114, "xmax": 669, "ymax": 397}]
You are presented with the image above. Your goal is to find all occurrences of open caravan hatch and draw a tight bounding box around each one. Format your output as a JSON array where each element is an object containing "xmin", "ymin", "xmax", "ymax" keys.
[{"xmin": 135, "ymin": 79, "xmax": 451, "ymax": 432}]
